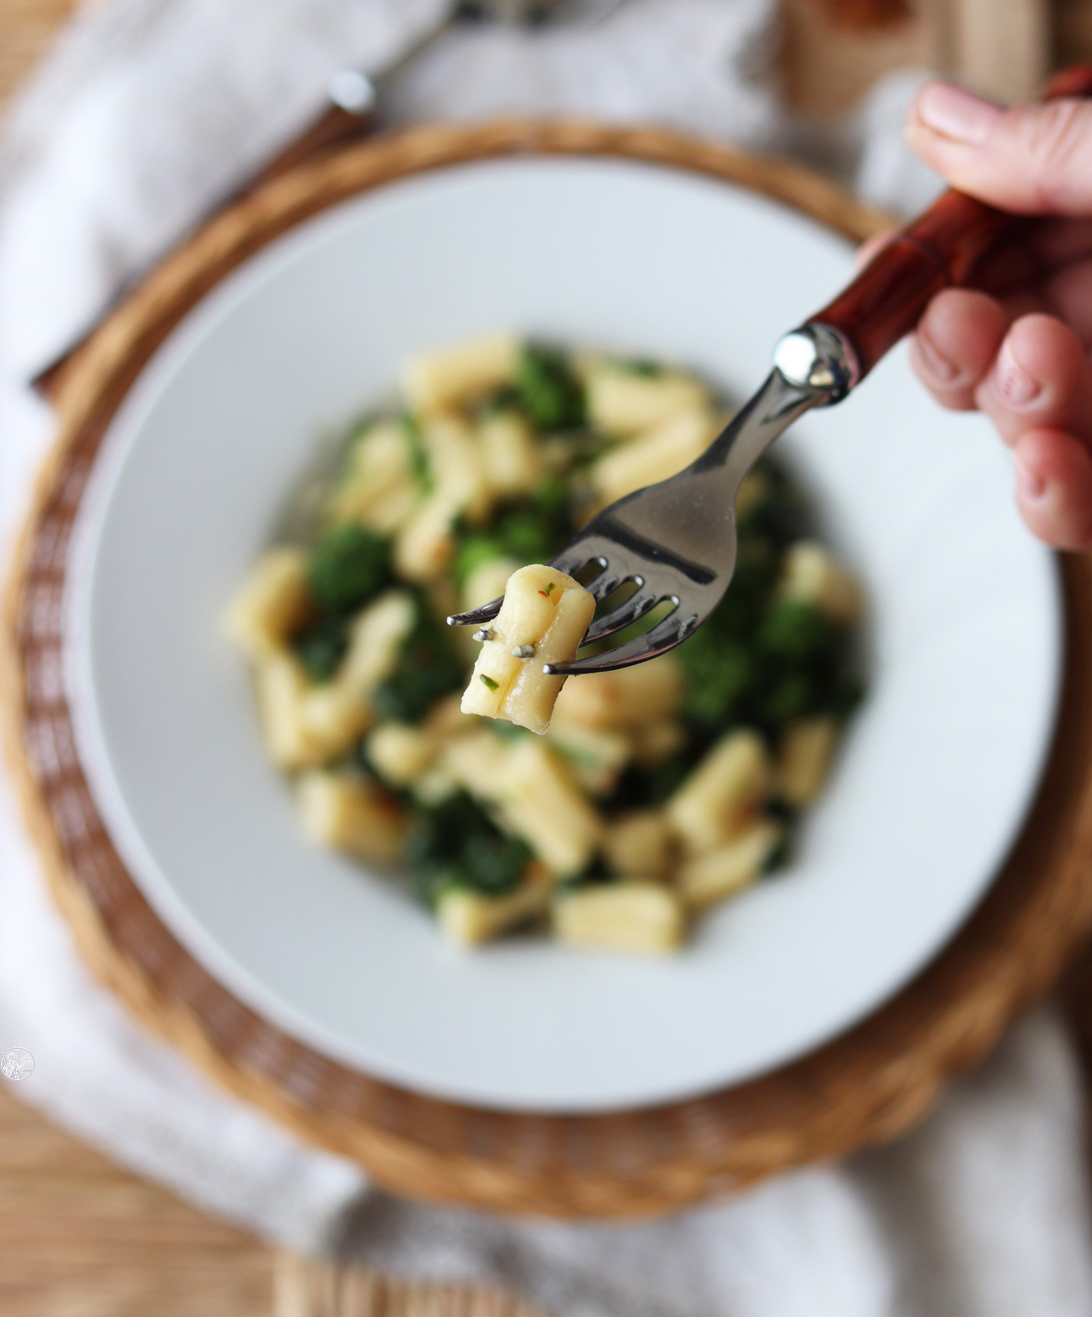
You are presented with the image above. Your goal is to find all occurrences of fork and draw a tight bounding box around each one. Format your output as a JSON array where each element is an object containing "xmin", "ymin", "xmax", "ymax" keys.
[{"xmin": 449, "ymin": 65, "xmax": 1092, "ymax": 675}]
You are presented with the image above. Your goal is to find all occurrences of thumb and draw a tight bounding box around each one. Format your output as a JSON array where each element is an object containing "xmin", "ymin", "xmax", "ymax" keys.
[{"xmin": 906, "ymin": 81, "xmax": 1092, "ymax": 215}]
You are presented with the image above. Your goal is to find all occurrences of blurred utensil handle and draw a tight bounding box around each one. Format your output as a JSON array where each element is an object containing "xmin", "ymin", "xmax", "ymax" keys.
[{"xmin": 249, "ymin": 70, "xmax": 378, "ymax": 189}]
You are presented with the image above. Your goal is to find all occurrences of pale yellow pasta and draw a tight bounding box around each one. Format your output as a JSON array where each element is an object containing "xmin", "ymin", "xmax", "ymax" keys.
[
  {"xmin": 584, "ymin": 364, "xmax": 710, "ymax": 436},
  {"xmin": 603, "ymin": 810, "xmax": 674, "ymax": 881},
  {"xmin": 444, "ymin": 733, "xmax": 603, "ymax": 876},
  {"xmin": 296, "ymin": 591, "xmax": 415, "ymax": 757},
  {"xmin": 411, "ymin": 765, "xmax": 460, "ymax": 807},
  {"xmin": 461, "ymin": 557, "xmax": 518, "ymax": 614},
  {"xmin": 255, "ymin": 650, "xmax": 322, "ymax": 770},
  {"xmin": 438, "ymin": 879, "xmax": 550, "ymax": 946},
  {"xmin": 478, "ymin": 410, "xmax": 544, "ymax": 498},
  {"xmin": 462, "ymin": 565, "xmax": 595, "ymax": 735},
  {"xmin": 666, "ymin": 729, "xmax": 770, "ymax": 855},
  {"xmin": 676, "ymin": 821, "xmax": 783, "ymax": 910},
  {"xmin": 777, "ymin": 717, "xmax": 838, "ymax": 807},
  {"xmin": 425, "ymin": 414, "xmax": 491, "ymax": 523},
  {"xmin": 552, "ymin": 882, "xmax": 685, "ymax": 953},
  {"xmin": 779, "ymin": 541, "xmax": 860, "ymax": 624},
  {"xmin": 394, "ymin": 488, "xmax": 464, "ymax": 583},
  {"xmin": 226, "ymin": 549, "xmax": 311, "ymax": 659},
  {"xmin": 500, "ymin": 739, "xmax": 604, "ymax": 875},
  {"xmin": 545, "ymin": 721, "xmax": 631, "ymax": 795},
  {"xmin": 626, "ymin": 719, "xmax": 687, "ymax": 766},
  {"xmin": 425, "ymin": 694, "xmax": 471, "ymax": 739},
  {"xmin": 394, "ymin": 416, "xmax": 490, "ymax": 581},
  {"xmin": 329, "ymin": 420, "xmax": 420, "ymax": 533},
  {"xmin": 366, "ymin": 723, "xmax": 438, "ymax": 788},
  {"xmin": 296, "ymin": 769, "xmax": 407, "ymax": 867},
  {"xmin": 589, "ymin": 409, "xmax": 721, "ymax": 506},
  {"xmin": 401, "ymin": 333, "xmax": 520, "ymax": 414}
]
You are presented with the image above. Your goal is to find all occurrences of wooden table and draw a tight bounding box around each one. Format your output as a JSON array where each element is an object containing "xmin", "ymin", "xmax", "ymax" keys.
[
  {"xmin": 0, "ymin": 1082, "xmax": 272, "ymax": 1315},
  {"xmin": 0, "ymin": 0, "xmax": 1085, "ymax": 1313}
]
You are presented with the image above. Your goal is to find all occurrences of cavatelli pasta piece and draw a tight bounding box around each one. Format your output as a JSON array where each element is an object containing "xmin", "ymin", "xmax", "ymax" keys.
[
  {"xmin": 666, "ymin": 729, "xmax": 770, "ymax": 855},
  {"xmin": 589, "ymin": 408, "xmax": 721, "ymax": 505},
  {"xmin": 402, "ymin": 333, "xmax": 521, "ymax": 414},
  {"xmin": 296, "ymin": 770, "xmax": 406, "ymax": 867},
  {"xmin": 438, "ymin": 879, "xmax": 551, "ymax": 946},
  {"xmin": 779, "ymin": 541, "xmax": 860, "ymax": 624},
  {"xmin": 777, "ymin": 717, "xmax": 838, "ymax": 807},
  {"xmin": 584, "ymin": 363, "xmax": 711, "ymax": 436},
  {"xmin": 297, "ymin": 590, "xmax": 416, "ymax": 756},
  {"xmin": 552, "ymin": 883, "xmax": 685, "ymax": 953},
  {"xmin": 226, "ymin": 548, "xmax": 311, "ymax": 659},
  {"xmin": 462, "ymin": 564, "xmax": 595, "ymax": 735},
  {"xmin": 603, "ymin": 810, "xmax": 675, "ymax": 881},
  {"xmin": 676, "ymin": 821, "xmax": 783, "ymax": 910}
]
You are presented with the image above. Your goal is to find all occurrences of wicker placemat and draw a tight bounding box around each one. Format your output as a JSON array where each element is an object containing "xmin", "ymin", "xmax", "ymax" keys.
[{"xmin": 5, "ymin": 119, "xmax": 1092, "ymax": 1219}]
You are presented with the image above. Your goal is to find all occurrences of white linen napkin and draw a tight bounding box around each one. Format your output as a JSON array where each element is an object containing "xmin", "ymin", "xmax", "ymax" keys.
[{"xmin": 0, "ymin": 2, "xmax": 1090, "ymax": 1311}]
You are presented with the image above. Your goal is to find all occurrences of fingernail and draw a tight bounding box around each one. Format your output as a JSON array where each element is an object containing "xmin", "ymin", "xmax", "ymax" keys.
[
  {"xmin": 996, "ymin": 344, "xmax": 1041, "ymax": 407},
  {"xmin": 915, "ymin": 331, "xmax": 959, "ymax": 382},
  {"xmin": 914, "ymin": 82, "xmax": 1002, "ymax": 146},
  {"xmin": 1014, "ymin": 455, "xmax": 1047, "ymax": 502}
]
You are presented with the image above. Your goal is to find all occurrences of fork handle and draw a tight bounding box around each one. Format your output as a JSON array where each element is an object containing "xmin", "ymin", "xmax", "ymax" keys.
[{"xmin": 806, "ymin": 65, "xmax": 1092, "ymax": 386}]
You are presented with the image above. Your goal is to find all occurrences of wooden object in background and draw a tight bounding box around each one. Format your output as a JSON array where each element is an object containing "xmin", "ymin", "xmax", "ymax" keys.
[
  {"xmin": 1057, "ymin": 0, "xmax": 1092, "ymax": 66},
  {"xmin": 0, "ymin": 0, "xmax": 79, "ymax": 106},
  {"xmin": 955, "ymin": 0, "xmax": 1051, "ymax": 102},
  {"xmin": 0, "ymin": 1083, "xmax": 272, "ymax": 1317},
  {"xmin": 274, "ymin": 1255, "xmax": 547, "ymax": 1317},
  {"xmin": 782, "ymin": 0, "xmax": 1052, "ymax": 112}
]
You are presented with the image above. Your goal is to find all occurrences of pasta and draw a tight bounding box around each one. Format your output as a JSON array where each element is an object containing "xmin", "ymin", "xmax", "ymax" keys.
[
  {"xmin": 229, "ymin": 336, "xmax": 864, "ymax": 951},
  {"xmin": 439, "ymin": 874, "xmax": 552, "ymax": 946},
  {"xmin": 460, "ymin": 564, "xmax": 596, "ymax": 734},
  {"xmin": 677, "ymin": 821, "xmax": 784, "ymax": 910},
  {"xmin": 552, "ymin": 883, "xmax": 685, "ymax": 954},
  {"xmin": 666, "ymin": 730, "xmax": 771, "ymax": 855},
  {"xmin": 226, "ymin": 548, "xmax": 311, "ymax": 659},
  {"xmin": 296, "ymin": 769, "xmax": 407, "ymax": 867},
  {"xmin": 583, "ymin": 359, "xmax": 711, "ymax": 436}
]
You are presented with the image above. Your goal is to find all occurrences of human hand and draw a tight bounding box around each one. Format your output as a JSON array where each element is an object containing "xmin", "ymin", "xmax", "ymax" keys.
[{"xmin": 895, "ymin": 81, "xmax": 1092, "ymax": 549}]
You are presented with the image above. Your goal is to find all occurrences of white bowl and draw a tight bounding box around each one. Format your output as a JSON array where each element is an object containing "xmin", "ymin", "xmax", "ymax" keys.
[{"xmin": 65, "ymin": 155, "xmax": 1060, "ymax": 1112}]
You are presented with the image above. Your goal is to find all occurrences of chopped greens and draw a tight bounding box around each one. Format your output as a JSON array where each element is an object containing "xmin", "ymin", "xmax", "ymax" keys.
[
  {"xmin": 514, "ymin": 345, "xmax": 585, "ymax": 431},
  {"xmin": 406, "ymin": 792, "xmax": 532, "ymax": 905},
  {"xmin": 371, "ymin": 597, "xmax": 464, "ymax": 723},
  {"xmin": 454, "ymin": 478, "xmax": 576, "ymax": 586},
  {"xmin": 307, "ymin": 524, "xmax": 392, "ymax": 615},
  {"xmin": 292, "ymin": 613, "xmax": 351, "ymax": 682}
]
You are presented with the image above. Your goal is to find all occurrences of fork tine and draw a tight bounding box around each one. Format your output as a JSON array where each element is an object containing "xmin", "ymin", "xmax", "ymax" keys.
[
  {"xmin": 547, "ymin": 610, "xmax": 699, "ymax": 675},
  {"xmin": 549, "ymin": 548, "xmax": 603, "ymax": 579},
  {"xmin": 585, "ymin": 570, "xmax": 626, "ymax": 603},
  {"xmin": 446, "ymin": 596, "xmax": 503, "ymax": 628},
  {"xmin": 582, "ymin": 591, "xmax": 660, "ymax": 644}
]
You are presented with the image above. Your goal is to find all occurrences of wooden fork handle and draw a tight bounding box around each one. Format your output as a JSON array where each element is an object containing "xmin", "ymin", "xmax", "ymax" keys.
[{"xmin": 808, "ymin": 65, "xmax": 1092, "ymax": 386}]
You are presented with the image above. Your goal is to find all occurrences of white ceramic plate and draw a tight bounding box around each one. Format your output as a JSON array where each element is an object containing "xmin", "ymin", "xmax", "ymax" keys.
[{"xmin": 65, "ymin": 156, "xmax": 1061, "ymax": 1112}]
